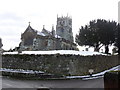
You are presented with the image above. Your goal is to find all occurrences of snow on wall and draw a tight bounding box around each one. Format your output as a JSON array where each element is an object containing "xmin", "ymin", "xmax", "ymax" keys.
[
  {"xmin": 2, "ymin": 54, "xmax": 118, "ymax": 76},
  {"xmin": 3, "ymin": 50, "xmax": 106, "ymax": 56}
]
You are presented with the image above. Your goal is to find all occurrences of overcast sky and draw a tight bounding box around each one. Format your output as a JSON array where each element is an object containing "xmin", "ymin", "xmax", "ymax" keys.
[{"xmin": 0, "ymin": 0, "xmax": 119, "ymax": 50}]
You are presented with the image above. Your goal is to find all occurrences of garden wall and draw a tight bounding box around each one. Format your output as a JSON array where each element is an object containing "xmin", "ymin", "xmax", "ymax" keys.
[{"xmin": 2, "ymin": 54, "xmax": 119, "ymax": 76}]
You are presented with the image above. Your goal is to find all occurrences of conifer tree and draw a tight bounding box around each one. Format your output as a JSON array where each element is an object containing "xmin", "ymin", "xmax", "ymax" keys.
[{"xmin": 76, "ymin": 19, "xmax": 117, "ymax": 54}]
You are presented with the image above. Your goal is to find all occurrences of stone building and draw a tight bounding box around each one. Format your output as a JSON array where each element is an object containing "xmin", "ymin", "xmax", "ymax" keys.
[
  {"xmin": 56, "ymin": 16, "xmax": 73, "ymax": 42},
  {"xmin": 19, "ymin": 16, "xmax": 77, "ymax": 51},
  {"xmin": 0, "ymin": 38, "xmax": 3, "ymax": 48}
]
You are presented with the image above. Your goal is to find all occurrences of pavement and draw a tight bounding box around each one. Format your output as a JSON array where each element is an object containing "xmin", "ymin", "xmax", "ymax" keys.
[{"xmin": 1, "ymin": 76, "xmax": 104, "ymax": 89}]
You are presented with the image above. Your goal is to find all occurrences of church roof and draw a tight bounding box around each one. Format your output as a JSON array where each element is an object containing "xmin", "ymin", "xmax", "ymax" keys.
[
  {"xmin": 37, "ymin": 30, "xmax": 62, "ymax": 39},
  {"xmin": 21, "ymin": 23, "xmax": 37, "ymax": 39},
  {"xmin": 41, "ymin": 28, "xmax": 52, "ymax": 36},
  {"xmin": 55, "ymin": 34, "xmax": 61, "ymax": 38},
  {"xmin": 37, "ymin": 31, "xmax": 46, "ymax": 36},
  {"xmin": 25, "ymin": 24, "xmax": 35, "ymax": 33}
]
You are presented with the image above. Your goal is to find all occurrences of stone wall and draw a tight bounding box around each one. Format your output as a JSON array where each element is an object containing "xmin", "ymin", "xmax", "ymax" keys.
[{"xmin": 2, "ymin": 54, "xmax": 119, "ymax": 76}]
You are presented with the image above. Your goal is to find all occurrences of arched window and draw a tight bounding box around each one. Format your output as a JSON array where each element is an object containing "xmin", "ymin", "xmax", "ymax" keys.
[{"xmin": 61, "ymin": 28, "xmax": 64, "ymax": 32}]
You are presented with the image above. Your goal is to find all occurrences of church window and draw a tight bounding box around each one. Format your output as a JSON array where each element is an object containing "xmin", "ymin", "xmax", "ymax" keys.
[
  {"xmin": 61, "ymin": 28, "xmax": 64, "ymax": 32},
  {"xmin": 45, "ymin": 40, "xmax": 48, "ymax": 46},
  {"xmin": 60, "ymin": 21, "xmax": 64, "ymax": 26},
  {"xmin": 60, "ymin": 21, "xmax": 62, "ymax": 25},
  {"xmin": 69, "ymin": 21, "xmax": 71, "ymax": 25},
  {"xmin": 63, "ymin": 21, "xmax": 65, "ymax": 24},
  {"xmin": 48, "ymin": 40, "xmax": 51, "ymax": 46}
]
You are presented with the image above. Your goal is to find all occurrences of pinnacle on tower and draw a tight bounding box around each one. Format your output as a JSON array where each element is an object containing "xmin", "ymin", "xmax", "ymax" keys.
[
  {"xmin": 43, "ymin": 25, "xmax": 45, "ymax": 30},
  {"xmin": 52, "ymin": 25, "xmax": 55, "ymax": 37},
  {"xmin": 52, "ymin": 24, "xmax": 54, "ymax": 30}
]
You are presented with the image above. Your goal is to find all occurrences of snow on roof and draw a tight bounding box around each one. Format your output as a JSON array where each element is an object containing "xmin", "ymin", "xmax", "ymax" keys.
[
  {"xmin": 3, "ymin": 50, "xmax": 106, "ymax": 56},
  {"xmin": 37, "ymin": 31, "xmax": 61, "ymax": 38},
  {"xmin": 41, "ymin": 29, "xmax": 51, "ymax": 35},
  {"xmin": 55, "ymin": 34, "xmax": 62, "ymax": 38},
  {"xmin": 37, "ymin": 31, "xmax": 46, "ymax": 36}
]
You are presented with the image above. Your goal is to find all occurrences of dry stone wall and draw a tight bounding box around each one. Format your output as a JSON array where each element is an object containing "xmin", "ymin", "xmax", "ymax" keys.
[{"xmin": 2, "ymin": 54, "xmax": 119, "ymax": 76}]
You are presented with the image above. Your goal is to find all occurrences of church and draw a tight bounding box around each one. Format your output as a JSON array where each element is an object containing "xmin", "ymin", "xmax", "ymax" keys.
[{"xmin": 19, "ymin": 15, "xmax": 77, "ymax": 51}]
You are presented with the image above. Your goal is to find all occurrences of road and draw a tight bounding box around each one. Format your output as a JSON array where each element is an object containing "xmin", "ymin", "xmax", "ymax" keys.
[{"xmin": 1, "ymin": 76, "xmax": 104, "ymax": 89}]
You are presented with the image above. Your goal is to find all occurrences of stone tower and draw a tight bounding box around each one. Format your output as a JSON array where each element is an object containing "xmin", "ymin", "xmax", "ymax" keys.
[{"xmin": 56, "ymin": 15, "xmax": 74, "ymax": 42}]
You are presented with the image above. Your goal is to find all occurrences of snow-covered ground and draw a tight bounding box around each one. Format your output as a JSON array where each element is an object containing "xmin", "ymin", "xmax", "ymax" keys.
[
  {"xmin": 3, "ymin": 50, "xmax": 106, "ymax": 56},
  {"xmin": 0, "ymin": 68, "xmax": 44, "ymax": 74},
  {"xmin": 66, "ymin": 65, "xmax": 120, "ymax": 80}
]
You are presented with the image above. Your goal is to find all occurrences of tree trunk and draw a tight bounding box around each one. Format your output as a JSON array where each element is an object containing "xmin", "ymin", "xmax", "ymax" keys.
[
  {"xmin": 94, "ymin": 47, "xmax": 99, "ymax": 52},
  {"xmin": 105, "ymin": 45, "xmax": 109, "ymax": 54},
  {"xmin": 94, "ymin": 44, "xmax": 99, "ymax": 52}
]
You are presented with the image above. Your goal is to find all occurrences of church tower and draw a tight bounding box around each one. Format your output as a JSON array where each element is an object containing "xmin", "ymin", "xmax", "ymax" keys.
[{"xmin": 56, "ymin": 15, "xmax": 74, "ymax": 42}]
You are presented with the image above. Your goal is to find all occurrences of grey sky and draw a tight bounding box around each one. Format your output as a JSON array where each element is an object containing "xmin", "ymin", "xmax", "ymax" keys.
[{"xmin": 0, "ymin": 0, "xmax": 119, "ymax": 50}]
